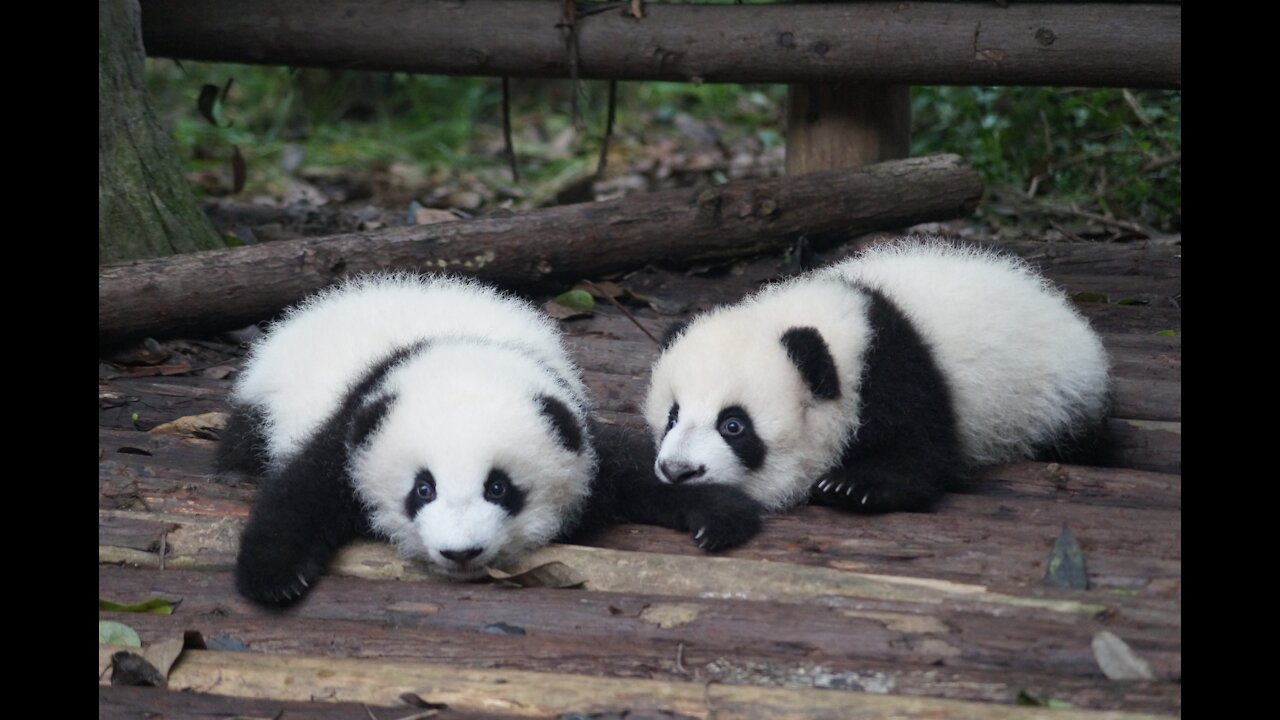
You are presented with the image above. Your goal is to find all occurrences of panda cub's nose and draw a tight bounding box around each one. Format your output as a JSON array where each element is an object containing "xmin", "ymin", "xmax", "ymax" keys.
[
  {"xmin": 660, "ymin": 460, "xmax": 706, "ymax": 484},
  {"xmin": 440, "ymin": 547, "xmax": 484, "ymax": 564}
]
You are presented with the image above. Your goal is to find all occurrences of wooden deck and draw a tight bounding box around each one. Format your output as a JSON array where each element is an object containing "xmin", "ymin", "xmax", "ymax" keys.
[{"xmin": 98, "ymin": 237, "xmax": 1181, "ymax": 719}]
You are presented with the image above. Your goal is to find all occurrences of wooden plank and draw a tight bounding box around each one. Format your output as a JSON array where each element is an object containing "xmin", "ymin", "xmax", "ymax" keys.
[
  {"xmin": 100, "ymin": 568, "xmax": 1180, "ymax": 712},
  {"xmin": 1102, "ymin": 420, "xmax": 1181, "ymax": 474},
  {"xmin": 100, "ymin": 685, "xmax": 490, "ymax": 720},
  {"xmin": 97, "ymin": 646, "xmax": 1174, "ymax": 719},
  {"xmin": 139, "ymin": 0, "xmax": 1181, "ymax": 88},
  {"xmin": 99, "ymin": 507, "xmax": 1186, "ymax": 624}
]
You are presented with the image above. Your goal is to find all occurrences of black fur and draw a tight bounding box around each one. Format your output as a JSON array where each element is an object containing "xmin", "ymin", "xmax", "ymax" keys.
[
  {"xmin": 717, "ymin": 406, "xmax": 766, "ymax": 471},
  {"xmin": 780, "ymin": 326, "xmax": 841, "ymax": 400},
  {"xmin": 565, "ymin": 422, "xmax": 765, "ymax": 550},
  {"xmin": 233, "ymin": 342, "xmax": 424, "ymax": 607},
  {"xmin": 809, "ymin": 286, "xmax": 961, "ymax": 513},
  {"xmin": 486, "ymin": 469, "xmax": 527, "ymax": 516},
  {"xmin": 404, "ymin": 469, "xmax": 435, "ymax": 519},
  {"xmin": 215, "ymin": 402, "xmax": 271, "ymax": 479},
  {"xmin": 537, "ymin": 394, "xmax": 583, "ymax": 453},
  {"xmin": 660, "ymin": 319, "xmax": 690, "ymax": 350}
]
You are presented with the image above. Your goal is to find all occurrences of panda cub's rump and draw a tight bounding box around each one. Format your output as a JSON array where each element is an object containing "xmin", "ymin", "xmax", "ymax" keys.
[
  {"xmin": 221, "ymin": 274, "xmax": 601, "ymax": 605},
  {"xmin": 644, "ymin": 239, "xmax": 1110, "ymax": 533}
]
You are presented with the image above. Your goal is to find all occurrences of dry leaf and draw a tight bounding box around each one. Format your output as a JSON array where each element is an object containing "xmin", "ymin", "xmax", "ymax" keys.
[
  {"xmin": 149, "ymin": 411, "xmax": 229, "ymax": 435},
  {"xmin": 1092, "ymin": 630, "xmax": 1155, "ymax": 680},
  {"xmin": 487, "ymin": 561, "xmax": 586, "ymax": 589},
  {"xmin": 413, "ymin": 207, "xmax": 458, "ymax": 226},
  {"xmin": 141, "ymin": 634, "xmax": 187, "ymax": 680}
]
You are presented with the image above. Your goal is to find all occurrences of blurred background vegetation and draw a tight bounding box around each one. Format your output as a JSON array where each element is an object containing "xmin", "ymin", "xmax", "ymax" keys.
[{"xmin": 146, "ymin": 61, "xmax": 1181, "ymax": 234}]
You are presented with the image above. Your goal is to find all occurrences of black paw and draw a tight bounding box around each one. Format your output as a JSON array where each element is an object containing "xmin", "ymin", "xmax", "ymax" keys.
[
  {"xmin": 683, "ymin": 487, "xmax": 765, "ymax": 551},
  {"xmin": 234, "ymin": 536, "xmax": 325, "ymax": 607}
]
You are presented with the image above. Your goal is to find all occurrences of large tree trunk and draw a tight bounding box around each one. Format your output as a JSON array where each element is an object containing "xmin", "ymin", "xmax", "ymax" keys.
[{"xmin": 99, "ymin": 0, "xmax": 224, "ymax": 263}]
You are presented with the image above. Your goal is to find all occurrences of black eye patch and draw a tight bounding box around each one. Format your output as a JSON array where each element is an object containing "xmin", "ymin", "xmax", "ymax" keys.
[
  {"xmin": 665, "ymin": 403, "xmax": 680, "ymax": 435},
  {"xmin": 717, "ymin": 406, "xmax": 765, "ymax": 471},
  {"xmin": 485, "ymin": 469, "xmax": 526, "ymax": 516},
  {"xmin": 404, "ymin": 469, "xmax": 436, "ymax": 518}
]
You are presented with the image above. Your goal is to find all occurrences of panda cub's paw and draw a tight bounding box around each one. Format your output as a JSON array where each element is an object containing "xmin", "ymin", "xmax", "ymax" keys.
[
  {"xmin": 809, "ymin": 469, "xmax": 941, "ymax": 513},
  {"xmin": 811, "ymin": 473, "xmax": 880, "ymax": 510},
  {"xmin": 235, "ymin": 535, "xmax": 326, "ymax": 608},
  {"xmin": 683, "ymin": 486, "xmax": 765, "ymax": 551}
]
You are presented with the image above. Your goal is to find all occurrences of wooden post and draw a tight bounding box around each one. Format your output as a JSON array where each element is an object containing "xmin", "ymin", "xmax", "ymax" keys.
[{"xmin": 786, "ymin": 83, "xmax": 911, "ymax": 174}]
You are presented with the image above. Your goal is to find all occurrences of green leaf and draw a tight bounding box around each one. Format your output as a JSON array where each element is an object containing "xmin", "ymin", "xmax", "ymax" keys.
[
  {"xmin": 99, "ymin": 620, "xmax": 141, "ymax": 647},
  {"xmin": 1016, "ymin": 691, "xmax": 1075, "ymax": 709},
  {"xmin": 1070, "ymin": 291, "xmax": 1109, "ymax": 304},
  {"xmin": 1155, "ymin": 329, "xmax": 1180, "ymax": 337},
  {"xmin": 552, "ymin": 289, "xmax": 595, "ymax": 312},
  {"xmin": 99, "ymin": 597, "xmax": 180, "ymax": 615}
]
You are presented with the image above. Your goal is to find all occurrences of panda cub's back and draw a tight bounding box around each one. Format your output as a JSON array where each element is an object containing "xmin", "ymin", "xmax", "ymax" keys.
[{"xmin": 823, "ymin": 241, "xmax": 1110, "ymax": 465}]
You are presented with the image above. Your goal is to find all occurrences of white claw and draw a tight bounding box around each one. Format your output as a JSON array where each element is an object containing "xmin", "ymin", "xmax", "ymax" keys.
[
  {"xmin": 819, "ymin": 479, "xmax": 831, "ymax": 492},
  {"xmin": 297, "ymin": 574, "xmax": 309, "ymax": 588},
  {"xmin": 861, "ymin": 494, "xmax": 869, "ymax": 505},
  {"xmin": 694, "ymin": 527, "xmax": 706, "ymax": 540},
  {"xmin": 845, "ymin": 484, "xmax": 855, "ymax": 496}
]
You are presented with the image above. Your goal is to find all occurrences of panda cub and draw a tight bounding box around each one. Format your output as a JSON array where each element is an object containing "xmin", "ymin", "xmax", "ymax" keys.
[
  {"xmin": 221, "ymin": 274, "xmax": 761, "ymax": 606},
  {"xmin": 644, "ymin": 239, "xmax": 1110, "ymax": 536}
]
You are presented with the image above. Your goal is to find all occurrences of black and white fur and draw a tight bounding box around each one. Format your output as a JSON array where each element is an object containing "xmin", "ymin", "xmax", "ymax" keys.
[
  {"xmin": 220, "ymin": 274, "xmax": 761, "ymax": 606},
  {"xmin": 644, "ymin": 239, "xmax": 1111, "ymax": 538}
]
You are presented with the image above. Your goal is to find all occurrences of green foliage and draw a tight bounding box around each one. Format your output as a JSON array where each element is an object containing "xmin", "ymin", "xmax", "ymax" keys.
[
  {"xmin": 99, "ymin": 620, "xmax": 142, "ymax": 647},
  {"xmin": 146, "ymin": 60, "xmax": 1179, "ymax": 229},
  {"xmin": 913, "ymin": 87, "xmax": 1181, "ymax": 230}
]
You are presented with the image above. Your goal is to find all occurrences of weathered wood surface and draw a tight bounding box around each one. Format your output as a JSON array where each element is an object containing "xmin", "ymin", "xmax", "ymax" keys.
[
  {"xmin": 99, "ymin": 155, "xmax": 981, "ymax": 344},
  {"xmin": 140, "ymin": 0, "xmax": 1181, "ymax": 89},
  {"xmin": 101, "ymin": 566, "xmax": 1180, "ymax": 713},
  {"xmin": 98, "ymin": 240, "xmax": 1180, "ymax": 716},
  {"xmin": 99, "ymin": 646, "xmax": 1173, "ymax": 719},
  {"xmin": 101, "ymin": 685, "xmax": 487, "ymax": 720}
]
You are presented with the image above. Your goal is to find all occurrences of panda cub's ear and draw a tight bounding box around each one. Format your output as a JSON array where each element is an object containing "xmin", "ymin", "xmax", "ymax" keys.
[
  {"xmin": 780, "ymin": 327, "xmax": 841, "ymax": 400},
  {"xmin": 537, "ymin": 394, "xmax": 584, "ymax": 454}
]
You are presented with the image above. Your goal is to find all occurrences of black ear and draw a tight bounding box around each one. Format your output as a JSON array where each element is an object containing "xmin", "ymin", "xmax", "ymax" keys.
[
  {"xmin": 348, "ymin": 393, "xmax": 396, "ymax": 448},
  {"xmin": 538, "ymin": 395, "xmax": 584, "ymax": 453},
  {"xmin": 660, "ymin": 319, "xmax": 691, "ymax": 350},
  {"xmin": 780, "ymin": 326, "xmax": 841, "ymax": 400}
]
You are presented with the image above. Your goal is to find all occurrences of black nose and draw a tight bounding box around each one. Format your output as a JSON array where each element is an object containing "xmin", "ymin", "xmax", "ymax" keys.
[
  {"xmin": 440, "ymin": 547, "xmax": 484, "ymax": 564},
  {"xmin": 659, "ymin": 460, "xmax": 706, "ymax": 484}
]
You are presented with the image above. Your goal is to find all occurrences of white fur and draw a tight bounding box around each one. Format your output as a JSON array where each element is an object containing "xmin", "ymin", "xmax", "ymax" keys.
[
  {"xmin": 644, "ymin": 238, "xmax": 1111, "ymax": 511},
  {"xmin": 234, "ymin": 273, "xmax": 595, "ymax": 578}
]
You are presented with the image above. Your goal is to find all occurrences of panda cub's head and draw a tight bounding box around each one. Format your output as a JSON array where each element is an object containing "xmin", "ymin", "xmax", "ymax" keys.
[
  {"xmin": 351, "ymin": 339, "xmax": 595, "ymax": 580},
  {"xmin": 643, "ymin": 279, "xmax": 870, "ymax": 511}
]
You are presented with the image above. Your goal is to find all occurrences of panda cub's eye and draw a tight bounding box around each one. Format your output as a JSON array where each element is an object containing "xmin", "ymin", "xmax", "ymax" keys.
[
  {"xmin": 484, "ymin": 470, "xmax": 510, "ymax": 501},
  {"xmin": 666, "ymin": 403, "xmax": 680, "ymax": 431},
  {"xmin": 415, "ymin": 470, "xmax": 437, "ymax": 502},
  {"xmin": 718, "ymin": 416, "xmax": 746, "ymax": 437}
]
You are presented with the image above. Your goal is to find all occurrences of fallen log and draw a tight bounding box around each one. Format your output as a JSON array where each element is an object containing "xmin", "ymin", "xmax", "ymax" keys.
[
  {"xmin": 140, "ymin": 0, "xmax": 1182, "ymax": 89},
  {"xmin": 99, "ymin": 155, "xmax": 981, "ymax": 344}
]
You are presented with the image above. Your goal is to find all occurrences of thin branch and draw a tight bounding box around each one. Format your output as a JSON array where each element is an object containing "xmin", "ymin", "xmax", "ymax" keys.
[
  {"xmin": 580, "ymin": 279, "xmax": 661, "ymax": 346},
  {"xmin": 501, "ymin": 77, "xmax": 519, "ymax": 182},
  {"xmin": 597, "ymin": 80, "xmax": 618, "ymax": 177},
  {"xmin": 1122, "ymin": 89, "xmax": 1176, "ymax": 155}
]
